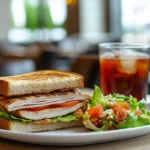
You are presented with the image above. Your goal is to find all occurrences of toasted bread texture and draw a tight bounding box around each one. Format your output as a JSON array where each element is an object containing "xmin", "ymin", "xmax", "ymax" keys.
[
  {"xmin": 0, "ymin": 118, "xmax": 83, "ymax": 132},
  {"xmin": 0, "ymin": 70, "xmax": 84, "ymax": 96}
]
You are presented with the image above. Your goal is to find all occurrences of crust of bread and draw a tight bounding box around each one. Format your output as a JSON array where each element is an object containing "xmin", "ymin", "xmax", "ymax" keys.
[
  {"xmin": 0, "ymin": 70, "xmax": 84, "ymax": 96},
  {"xmin": 0, "ymin": 118, "xmax": 83, "ymax": 132},
  {"xmin": 0, "ymin": 118, "xmax": 11, "ymax": 130}
]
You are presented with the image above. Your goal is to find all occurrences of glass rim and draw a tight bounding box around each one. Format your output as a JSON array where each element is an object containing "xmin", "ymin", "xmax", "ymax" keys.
[{"xmin": 98, "ymin": 42, "xmax": 150, "ymax": 49}]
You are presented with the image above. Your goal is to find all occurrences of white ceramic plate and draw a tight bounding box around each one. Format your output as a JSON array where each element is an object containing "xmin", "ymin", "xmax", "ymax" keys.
[
  {"xmin": 0, "ymin": 125, "xmax": 150, "ymax": 146},
  {"xmin": 0, "ymin": 91, "xmax": 149, "ymax": 146}
]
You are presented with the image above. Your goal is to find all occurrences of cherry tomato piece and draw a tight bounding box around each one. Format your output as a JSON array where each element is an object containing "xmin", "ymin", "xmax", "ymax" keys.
[{"xmin": 87, "ymin": 105, "xmax": 103, "ymax": 118}]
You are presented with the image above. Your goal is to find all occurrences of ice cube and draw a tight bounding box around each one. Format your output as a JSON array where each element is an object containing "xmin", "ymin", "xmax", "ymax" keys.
[
  {"xmin": 117, "ymin": 49, "xmax": 137, "ymax": 74},
  {"xmin": 116, "ymin": 49, "xmax": 138, "ymax": 60},
  {"xmin": 118, "ymin": 59, "xmax": 137, "ymax": 74},
  {"xmin": 100, "ymin": 52, "xmax": 115, "ymax": 59},
  {"xmin": 116, "ymin": 49, "xmax": 149, "ymax": 60}
]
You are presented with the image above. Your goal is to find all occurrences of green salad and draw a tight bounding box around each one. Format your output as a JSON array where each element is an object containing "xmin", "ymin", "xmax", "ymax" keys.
[{"xmin": 83, "ymin": 86, "xmax": 150, "ymax": 131}]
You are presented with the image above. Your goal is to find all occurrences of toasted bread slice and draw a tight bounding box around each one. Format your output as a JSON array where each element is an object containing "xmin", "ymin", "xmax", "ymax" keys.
[
  {"xmin": 0, "ymin": 118, "xmax": 83, "ymax": 132},
  {"xmin": 0, "ymin": 70, "xmax": 84, "ymax": 96}
]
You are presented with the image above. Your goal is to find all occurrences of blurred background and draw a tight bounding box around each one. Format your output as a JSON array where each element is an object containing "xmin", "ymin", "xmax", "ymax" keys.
[{"xmin": 0, "ymin": 0, "xmax": 150, "ymax": 88}]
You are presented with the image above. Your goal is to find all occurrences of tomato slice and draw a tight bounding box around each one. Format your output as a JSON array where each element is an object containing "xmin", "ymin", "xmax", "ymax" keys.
[
  {"xmin": 25, "ymin": 100, "xmax": 81, "ymax": 111},
  {"xmin": 26, "ymin": 106, "xmax": 50, "ymax": 111},
  {"xmin": 53, "ymin": 101, "xmax": 80, "ymax": 108},
  {"xmin": 87, "ymin": 105, "xmax": 103, "ymax": 118}
]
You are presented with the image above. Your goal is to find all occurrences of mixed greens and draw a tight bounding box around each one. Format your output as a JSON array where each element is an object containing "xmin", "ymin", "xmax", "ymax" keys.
[{"xmin": 83, "ymin": 86, "xmax": 150, "ymax": 131}]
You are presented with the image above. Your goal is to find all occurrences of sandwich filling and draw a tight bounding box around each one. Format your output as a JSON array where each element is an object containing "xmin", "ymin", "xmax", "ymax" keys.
[{"xmin": 0, "ymin": 89, "xmax": 91, "ymax": 124}]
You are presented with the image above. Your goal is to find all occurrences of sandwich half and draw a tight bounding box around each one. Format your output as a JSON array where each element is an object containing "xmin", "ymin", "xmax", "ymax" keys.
[{"xmin": 0, "ymin": 70, "xmax": 91, "ymax": 132}]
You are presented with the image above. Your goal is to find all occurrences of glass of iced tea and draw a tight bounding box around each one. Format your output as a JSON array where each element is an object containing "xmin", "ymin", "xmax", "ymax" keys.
[{"xmin": 99, "ymin": 43, "xmax": 150, "ymax": 101}]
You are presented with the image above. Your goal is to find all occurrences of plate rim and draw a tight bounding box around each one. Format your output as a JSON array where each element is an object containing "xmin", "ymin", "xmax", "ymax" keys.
[
  {"xmin": 0, "ymin": 124, "xmax": 150, "ymax": 137},
  {"xmin": 0, "ymin": 125, "xmax": 150, "ymax": 146}
]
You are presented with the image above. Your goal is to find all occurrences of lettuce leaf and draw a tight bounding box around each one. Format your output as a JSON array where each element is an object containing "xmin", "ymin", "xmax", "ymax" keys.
[
  {"xmin": 90, "ymin": 86, "xmax": 104, "ymax": 106},
  {"xmin": 112, "ymin": 94, "xmax": 139, "ymax": 110},
  {"xmin": 0, "ymin": 111, "xmax": 79, "ymax": 123},
  {"xmin": 114, "ymin": 112, "xmax": 150, "ymax": 129},
  {"xmin": 83, "ymin": 112, "xmax": 113, "ymax": 131},
  {"xmin": 83, "ymin": 112, "xmax": 101, "ymax": 131},
  {"xmin": 0, "ymin": 111, "xmax": 32, "ymax": 123},
  {"xmin": 50, "ymin": 114, "xmax": 79, "ymax": 122},
  {"xmin": 112, "ymin": 94, "xmax": 127, "ymax": 102},
  {"xmin": 83, "ymin": 86, "xmax": 150, "ymax": 131},
  {"xmin": 89, "ymin": 86, "xmax": 111, "ymax": 108},
  {"xmin": 139, "ymin": 99, "xmax": 146, "ymax": 109}
]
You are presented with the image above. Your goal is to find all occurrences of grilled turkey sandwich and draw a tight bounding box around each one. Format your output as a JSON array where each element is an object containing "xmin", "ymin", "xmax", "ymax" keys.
[{"xmin": 0, "ymin": 70, "xmax": 91, "ymax": 132}]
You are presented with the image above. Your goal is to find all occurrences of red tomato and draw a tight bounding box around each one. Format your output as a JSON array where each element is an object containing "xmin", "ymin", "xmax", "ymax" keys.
[
  {"xmin": 87, "ymin": 105, "xmax": 103, "ymax": 118},
  {"xmin": 113, "ymin": 106, "xmax": 128, "ymax": 124},
  {"xmin": 53, "ymin": 101, "xmax": 80, "ymax": 108},
  {"xmin": 25, "ymin": 101, "xmax": 80, "ymax": 111},
  {"xmin": 26, "ymin": 105, "xmax": 49, "ymax": 111}
]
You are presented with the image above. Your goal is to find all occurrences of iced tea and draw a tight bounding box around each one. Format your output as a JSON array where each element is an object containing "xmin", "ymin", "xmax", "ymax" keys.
[{"xmin": 100, "ymin": 53, "xmax": 149, "ymax": 101}]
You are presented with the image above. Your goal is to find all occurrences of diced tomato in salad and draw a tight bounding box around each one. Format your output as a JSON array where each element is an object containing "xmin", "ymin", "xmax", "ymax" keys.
[
  {"xmin": 113, "ymin": 106, "xmax": 128, "ymax": 124},
  {"xmin": 87, "ymin": 102, "xmax": 131, "ymax": 127},
  {"xmin": 87, "ymin": 105, "xmax": 103, "ymax": 118},
  {"xmin": 83, "ymin": 86, "xmax": 148, "ymax": 131}
]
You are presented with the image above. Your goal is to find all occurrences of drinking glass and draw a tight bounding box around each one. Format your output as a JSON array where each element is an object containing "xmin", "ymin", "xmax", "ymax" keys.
[{"xmin": 99, "ymin": 43, "xmax": 150, "ymax": 101}]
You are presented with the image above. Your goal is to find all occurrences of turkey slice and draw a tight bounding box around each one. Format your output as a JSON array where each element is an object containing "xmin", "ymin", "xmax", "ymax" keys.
[
  {"xmin": 11, "ymin": 100, "xmax": 88, "ymax": 120},
  {"xmin": 0, "ymin": 90, "xmax": 91, "ymax": 112}
]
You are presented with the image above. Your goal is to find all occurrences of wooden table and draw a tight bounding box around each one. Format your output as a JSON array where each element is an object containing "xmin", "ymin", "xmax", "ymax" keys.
[{"xmin": 0, "ymin": 88, "xmax": 150, "ymax": 150}]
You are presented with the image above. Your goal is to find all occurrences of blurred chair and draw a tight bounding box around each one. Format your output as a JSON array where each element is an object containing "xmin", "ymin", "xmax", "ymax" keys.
[
  {"xmin": 70, "ymin": 54, "xmax": 100, "ymax": 88},
  {"xmin": 0, "ymin": 56, "xmax": 36, "ymax": 76},
  {"xmin": 0, "ymin": 42, "xmax": 45, "ymax": 70}
]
